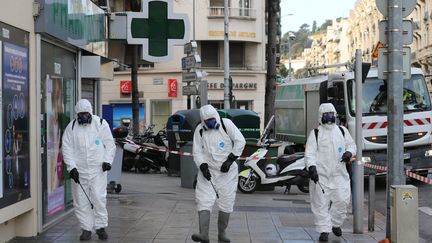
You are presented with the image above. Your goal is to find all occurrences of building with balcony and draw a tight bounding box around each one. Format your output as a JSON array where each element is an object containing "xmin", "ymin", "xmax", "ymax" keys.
[{"xmin": 103, "ymin": 0, "xmax": 267, "ymax": 131}]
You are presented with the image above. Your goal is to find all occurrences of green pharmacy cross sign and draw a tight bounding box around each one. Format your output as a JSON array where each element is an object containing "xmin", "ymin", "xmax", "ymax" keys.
[{"xmin": 127, "ymin": 0, "xmax": 189, "ymax": 62}]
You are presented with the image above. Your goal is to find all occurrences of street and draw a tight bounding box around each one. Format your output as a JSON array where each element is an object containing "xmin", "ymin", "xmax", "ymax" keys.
[{"xmin": 368, "ymin": 176, "xmax": 432, "ymax": 241}]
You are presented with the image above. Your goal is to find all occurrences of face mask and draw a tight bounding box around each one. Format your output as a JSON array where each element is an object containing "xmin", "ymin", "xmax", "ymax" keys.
[
  {"xmin": 321, "ymin": 112, "xmax": 335, "ymax": 125},
  {"xmin": 205, "ymin": 119, "xmax": 218, "ymax": 129},
  {"xmin": 77, "ymin": 112, "xmax": 92, "ymax": 125}
]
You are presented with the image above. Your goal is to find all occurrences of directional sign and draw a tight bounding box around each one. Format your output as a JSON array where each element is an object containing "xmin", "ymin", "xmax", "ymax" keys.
[
  {"xmin": 182, "ymin": 85, "xmax": 199, "ymax": 95},
  {"xmin": 378, "ymin": 47, "xmax": 411, "ymax": 80},
  {"xmin": 181, "ymin": 55, "xmax": 201, "ymax": 70},
  {"xmin": 376, "ymin": 0, "xmax": 416, "ymax": 18},
  {"xmin": 127, "ymin": 0, "xmax": 190, "ymax": 62},
  {"xmin": 379, "ymin": 20, "xmax": 413, "ymax": 45},
  {"xmin": 182, "ymin": 71, "xmax": 204, "ymax": 82},
  {"xmin": 184, "ymin": 41, "xmax": 197, "ymax": 54}
]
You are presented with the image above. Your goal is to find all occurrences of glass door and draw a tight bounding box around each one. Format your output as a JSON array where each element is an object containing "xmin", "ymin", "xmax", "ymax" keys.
[{"xmin": 41, "ymin": 41, "xmax": 77, "ymax": 225}]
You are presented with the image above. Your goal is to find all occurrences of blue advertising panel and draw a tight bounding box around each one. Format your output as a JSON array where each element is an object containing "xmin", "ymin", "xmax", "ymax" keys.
[{"xmin": 0, "ymin": 22, "xmax": 30, "ymax": 209}]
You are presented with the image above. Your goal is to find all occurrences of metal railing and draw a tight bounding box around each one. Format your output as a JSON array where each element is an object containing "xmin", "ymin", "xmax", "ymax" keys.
[{"xmin": 208, "ymin": 7, "xmax": 256, "ymax": 19}]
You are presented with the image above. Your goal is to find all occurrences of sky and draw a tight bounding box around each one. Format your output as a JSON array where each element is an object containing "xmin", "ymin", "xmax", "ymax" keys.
[{"xmin": 280, "ymin": 0, "xmax": 357, "ymax": 35}]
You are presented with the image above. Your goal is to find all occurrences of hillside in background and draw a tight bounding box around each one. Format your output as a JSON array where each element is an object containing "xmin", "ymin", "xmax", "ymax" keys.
[{"xmin": 280, "ymin": 19, "xmax": 332, "ymax": 59}]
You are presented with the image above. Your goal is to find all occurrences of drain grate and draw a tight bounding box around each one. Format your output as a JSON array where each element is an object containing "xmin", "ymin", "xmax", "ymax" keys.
[{"xmin": 234, "ymin": 206, "xmax": 311, "ymax": 213}]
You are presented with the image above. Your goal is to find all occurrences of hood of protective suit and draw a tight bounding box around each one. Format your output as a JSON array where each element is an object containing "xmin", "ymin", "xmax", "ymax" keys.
[
  {"xmin": 75, "ymin": 99, "xmax": 93, "ymax": 114},
  {"xmin": 318, "ymin": 103, "xmax": 337, "ymax": 128},
  {"xmin": 200, "ymin": 105, "xmax": 221, "ymax": 128}
]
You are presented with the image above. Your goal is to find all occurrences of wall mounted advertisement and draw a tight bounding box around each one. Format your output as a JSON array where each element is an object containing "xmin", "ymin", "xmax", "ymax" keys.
[
  {"xmin": 0, "ymin": 22, "xmax": 30, "ymax": 209},
  {"xmin": 0, "ymin": 40, "xmax": 2, "ymax": 199},
  {"xmin": 45, "ymin": 75, "xmax": 65, "ymax": 216}
]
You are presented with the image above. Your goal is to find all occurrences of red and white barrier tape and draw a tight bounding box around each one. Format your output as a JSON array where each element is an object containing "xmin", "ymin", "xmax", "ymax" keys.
[
  {"xmin": 138, "ymin": 145, "xmax": 280, "ymax": 160},
  {"xmin": 137, "ymin": 145, "xmax": 432, "ymax": 184},
  {"xmin": 364, "ymin": 163, "xmax": 432, "ymax": 185},
  {"xmin": 364, "ymin": 163, "xmax": 388, "ymax": 172}
]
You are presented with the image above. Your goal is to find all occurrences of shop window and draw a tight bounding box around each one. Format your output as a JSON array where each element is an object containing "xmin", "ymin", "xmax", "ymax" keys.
[
  {"xmin": 41, "ymin": 40, "xmax": 77, "ymax": 225},
  {"xmin": 201, "ymin": 41, "xmax": 219, "ymax": 68},
  {"xmin": 151, "ymin": 100, "xmax": 172, "ymax": 132}
]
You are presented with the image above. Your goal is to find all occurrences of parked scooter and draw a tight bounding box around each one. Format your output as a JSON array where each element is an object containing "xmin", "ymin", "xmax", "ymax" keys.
[
  {"xmin": 238, "ymin": 116, "xmax": 310, "ymax": 194},
  {"xmin": 117, "ymin": 126, "xmax": 169, "ymax": 173}
]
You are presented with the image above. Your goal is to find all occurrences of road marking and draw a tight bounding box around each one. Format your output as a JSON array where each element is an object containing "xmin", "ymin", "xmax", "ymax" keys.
[{"xmin": 419, "ymin": 207, "xmax": 432, "ymax": 216}]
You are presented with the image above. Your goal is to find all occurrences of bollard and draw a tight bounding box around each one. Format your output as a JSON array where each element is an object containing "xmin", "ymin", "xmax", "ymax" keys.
[{"xmin": 368, "ymin": 173, "xmax": 375, "ymax": 232}]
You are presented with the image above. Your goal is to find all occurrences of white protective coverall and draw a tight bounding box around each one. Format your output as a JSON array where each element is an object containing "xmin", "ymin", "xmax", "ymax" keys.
[
  {"xmin": 304, "ymin": 103, "xmax": 356, "ymax": 233},
  {"xmin": 193, "ymin": 105, "xmax": 246, "ymax": 213},
  {"xmin": 62, "ymin": 99, "xmax": 116, "ymax": 231}
]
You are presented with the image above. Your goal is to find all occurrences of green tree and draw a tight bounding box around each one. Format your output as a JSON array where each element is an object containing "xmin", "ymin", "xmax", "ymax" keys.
[
  {"xmin": 317, "ymin": 19, "xmax": 332, "ymax": 32},
  {"xmin": 279, "ymin": 64, "xmax": 289, "ymax": 78},
  {"xmin": 312, "ymin": 20, "xmax": 317, "ymax": 33}
]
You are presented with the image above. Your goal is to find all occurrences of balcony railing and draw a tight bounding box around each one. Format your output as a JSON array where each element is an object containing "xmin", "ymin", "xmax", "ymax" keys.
[{"xmin": 208, "ymin": 7, "xmax": 256, "ymax": 19}]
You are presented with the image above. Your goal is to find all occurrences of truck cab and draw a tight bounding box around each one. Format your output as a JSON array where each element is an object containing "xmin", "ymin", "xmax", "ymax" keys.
[{"xmin": 275, "ymin": 67, "xmax": 432, "ymax": 175}]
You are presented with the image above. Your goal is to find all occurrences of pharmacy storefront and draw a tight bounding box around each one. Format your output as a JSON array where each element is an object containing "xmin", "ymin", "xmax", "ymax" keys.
[{"xmin": 35, "ymin": 0, "xmax": 109, "ymax": 228}]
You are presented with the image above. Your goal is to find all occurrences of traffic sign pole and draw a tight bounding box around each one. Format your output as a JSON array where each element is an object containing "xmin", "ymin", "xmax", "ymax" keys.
[
  {"xmin": 223, "ymin": 0, "xmax": 230, "ymax": 109},
  {"xmin": 386, "ymin": 0, "xmax": 407, "ymax": 239}
]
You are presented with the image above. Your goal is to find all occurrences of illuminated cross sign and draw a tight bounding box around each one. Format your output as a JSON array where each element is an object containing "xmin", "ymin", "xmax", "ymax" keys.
[{"xmin": 127, "ymin": 0, "xmax": 189, "ymax": 62}]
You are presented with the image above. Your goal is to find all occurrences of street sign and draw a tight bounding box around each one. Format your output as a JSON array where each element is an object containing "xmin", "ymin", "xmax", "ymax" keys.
[
  {"xmin": 379, "ymin": 20, "xmax": 413, "ymax": 45},
  {"xmin": 376, "ymin": 0, "xmax": 416, "ymax": 18},
  {"xmin": 182, "ymin": 85, "xmax": 199, "ymax": 95},
  {"xmin": 127, "ymin": 0, "xmax": 190, "ymax": 62},
  {"xmin": 181, "ymin": 55, "xmax": 201, "ymax": 70},
  {"xmin": 184, "ymin": 41, "xmax": 197, "ymax": 54},
  {"xmin": 182, "ymin": 71, "xmax": 205, "ymax": 82},
  {"xmin": 377, "ymin": 47, "xmax": 411, "ymax": 80}
]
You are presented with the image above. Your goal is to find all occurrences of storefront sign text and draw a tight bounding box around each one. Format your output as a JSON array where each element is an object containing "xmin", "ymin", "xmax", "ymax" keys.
[
  {"xmin": 208, "ymin": 31, "xmax": 256, "ymax": 38},
  {"xmin": 208, "ymin": 82, "xmax": 257, "ymax": 90}
]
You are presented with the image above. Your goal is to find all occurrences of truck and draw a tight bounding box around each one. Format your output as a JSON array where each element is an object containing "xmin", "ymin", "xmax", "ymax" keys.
[{"xmin": 275, "ymin": 67, "xmax": 432, "ymax": 176}]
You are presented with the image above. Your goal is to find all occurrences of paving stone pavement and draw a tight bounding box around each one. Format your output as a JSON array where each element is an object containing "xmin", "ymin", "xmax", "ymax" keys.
[{"xmin": 11, "ymin": 172, "xmax": 387, "ymax": 243}]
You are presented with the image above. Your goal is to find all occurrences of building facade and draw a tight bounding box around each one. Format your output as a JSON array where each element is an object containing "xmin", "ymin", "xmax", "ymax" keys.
[
  {"xmin": 102, "ymin": 0, "xmax": 267, "ymax": 132},
  {"xmin": 0, "ymin": 0, "xmax": 113, "ymax": 241}
]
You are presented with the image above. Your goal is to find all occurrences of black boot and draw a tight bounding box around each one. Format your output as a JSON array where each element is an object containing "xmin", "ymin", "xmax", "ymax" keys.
[
  {"xmin": 191, "ymin": 210, "xmax": 210, "ymax": 243},
  {"xmin": 319, "ymin": 232, "xmax": 329, "ymax": 242},
  {"xmin": 218, "ymin": 211, "xmax": 231, "ymax": 242},
  {"xmin": 332, "ymin": 227, "xmax": 342, "ymax": 236},
  {"xmin": 96, "ymin": 228, "xmax": 108, "ymax": 240},
  {"xmin": 79, "ymin": 230, "xmax": 91, "ymax": 241}
]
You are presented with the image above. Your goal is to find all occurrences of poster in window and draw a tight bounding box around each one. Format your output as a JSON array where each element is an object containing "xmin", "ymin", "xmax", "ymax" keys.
[
  {"xmin": 1, "ymin": 38, "xmax": 30, "ymax": 208},
  {"xmin": 46, "ymin": 75, "xmax": 65, "ymax": 216}
]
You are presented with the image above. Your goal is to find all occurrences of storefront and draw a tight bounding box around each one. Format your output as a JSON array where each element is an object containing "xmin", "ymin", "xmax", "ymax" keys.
[
  {"xmin": 101, "ymin": 74, "xmax": 180, "ymax": 133},
  {"xmin": 0, "ymin": 2, "xmax": 38, "ymax": 241},
  {"xmin": 35, "ymin": 0, "xmax": 111, "ymax": 230}
]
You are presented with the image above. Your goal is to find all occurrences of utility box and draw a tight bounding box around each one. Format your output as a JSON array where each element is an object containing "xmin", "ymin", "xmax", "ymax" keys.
[
  {"xmin": 166, "ymin": 109, "xmax": 201, "ymax": 176},
  {"xmin": 390, "ymin": 185, "xmax": 418, "ymax": 243}
]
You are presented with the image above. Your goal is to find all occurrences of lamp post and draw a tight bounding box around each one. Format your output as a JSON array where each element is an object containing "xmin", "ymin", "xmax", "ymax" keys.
[{"xmin": 281, "ymin": 32, "xmax": 296, "ymax": 81}]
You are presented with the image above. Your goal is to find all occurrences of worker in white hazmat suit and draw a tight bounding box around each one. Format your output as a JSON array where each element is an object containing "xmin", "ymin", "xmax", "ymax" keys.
[
  {"xmin": 305, "ymin": 103, "xmax": 356, "ymax": 242},
  {"xmin": 192, "ymin": 105, "xmax": 246, "ymax": 243},
  {"xmin": 62, "ymin": 99, "xmax": 116, "ymax": 241}
]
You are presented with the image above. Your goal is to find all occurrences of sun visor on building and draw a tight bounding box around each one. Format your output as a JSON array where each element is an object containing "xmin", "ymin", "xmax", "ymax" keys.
[{"xmin": 81, "ymin": 55, "xmax": 114, "ymax": 81}]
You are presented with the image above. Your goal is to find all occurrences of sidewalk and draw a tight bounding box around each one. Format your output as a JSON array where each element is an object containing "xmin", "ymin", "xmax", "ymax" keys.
[{"xmin": 12, "ymin": 172, "xmax": 387, "ymax": 243}]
